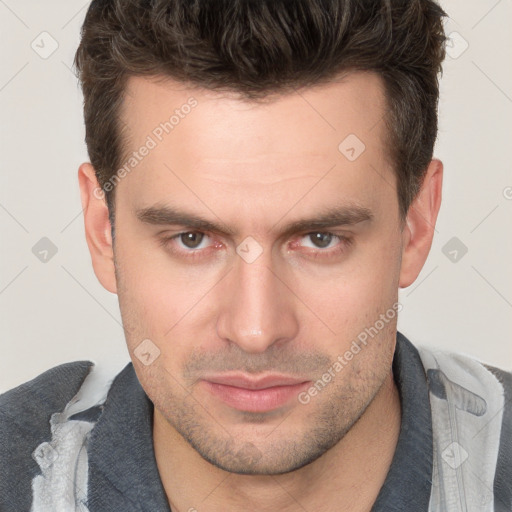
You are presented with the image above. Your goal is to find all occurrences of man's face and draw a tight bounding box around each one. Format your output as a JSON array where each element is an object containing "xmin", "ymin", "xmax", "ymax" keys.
[{"xmin": 113, "ymin": 71, "xmax": 404, "ymax": 474}]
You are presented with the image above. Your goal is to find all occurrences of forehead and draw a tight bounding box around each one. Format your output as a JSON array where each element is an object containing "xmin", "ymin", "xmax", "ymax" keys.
[
  {"xmin": 116, "ymin": 72, "xmax": 395, "ymax": 225},
  {"xmin": 120, "ymin": 71, "xmax": 388, "ymax": 154}
]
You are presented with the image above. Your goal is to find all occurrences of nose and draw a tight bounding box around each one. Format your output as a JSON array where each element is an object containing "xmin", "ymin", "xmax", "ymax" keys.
[{"xmin": 215, "ymin": 251, "xmax": 299, "ymax": 353}]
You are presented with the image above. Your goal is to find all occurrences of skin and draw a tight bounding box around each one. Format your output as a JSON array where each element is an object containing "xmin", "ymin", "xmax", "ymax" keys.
[{"xmin": 79, "ymin": 71, "xmax": 442, "ymax": 512}]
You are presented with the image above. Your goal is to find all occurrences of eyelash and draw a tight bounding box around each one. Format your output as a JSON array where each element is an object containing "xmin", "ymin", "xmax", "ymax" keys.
[{"xmin": 159, "ymin": 231, "xmax": 353, "ymax": 261}]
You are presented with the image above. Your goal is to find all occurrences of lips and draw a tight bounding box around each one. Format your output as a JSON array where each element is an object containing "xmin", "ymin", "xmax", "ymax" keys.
[
  {"xmin": 201, "ymin": 374, "xmax": 311, "ymax": 413},
  {"xmin": 205, "ymin": 374, "xmax": 308, "ymax": 389}
]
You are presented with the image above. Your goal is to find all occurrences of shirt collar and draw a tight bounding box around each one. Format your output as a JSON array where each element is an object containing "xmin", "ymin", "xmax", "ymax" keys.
[
  {"xmin": 370, "ymin": 331, "xmax": 433, "ymax": 511},
  {"xmin": 87, "ymin": 366, "xmax": 171, "ymax": 512},
  {"xmin": 87, "ymin": 331, "xmax": 432, "ymax": 511}
]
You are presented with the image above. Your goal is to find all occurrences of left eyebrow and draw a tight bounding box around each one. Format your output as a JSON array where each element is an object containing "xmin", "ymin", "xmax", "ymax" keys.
[
  {"xmin": 274, "ymin": 205, "xmax": 373, "ymax": 239},
  {"xmin": 135, "ymin": 203, "xmax": 373, "ymax": 238}
]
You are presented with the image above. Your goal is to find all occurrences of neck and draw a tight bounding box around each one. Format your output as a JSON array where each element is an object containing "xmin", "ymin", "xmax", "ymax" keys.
[{"xmin": 153, "ymin": 369, "xmax": 401, "ymax": 512}]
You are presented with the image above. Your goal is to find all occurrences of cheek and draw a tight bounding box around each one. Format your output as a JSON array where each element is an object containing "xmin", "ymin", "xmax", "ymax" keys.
[
  {"xmin": 291, "ymin": 236, "xmax": 401, "ymax": 338},
  {"xmin": 115, "ymin": 236, "xmax": 220, "ymax": 364},
  {"xmin": 114, "ymin": 237, "xmax": 181, "ymax": 339}
]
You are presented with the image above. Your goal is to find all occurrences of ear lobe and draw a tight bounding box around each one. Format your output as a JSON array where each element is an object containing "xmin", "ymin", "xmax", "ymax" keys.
[
  {"xmin": 399, "ymin": 159, "xmax": 443, "ymax": 288},
  {"xmin": 78, "ymin": 162, "xmax": 117, "ymax": 294}
]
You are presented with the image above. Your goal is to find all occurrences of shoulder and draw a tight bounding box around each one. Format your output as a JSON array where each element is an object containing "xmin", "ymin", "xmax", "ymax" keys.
[
  {"xmin": 0, "ymin": 360, "xmax": 95, "ymax": 437},
  {"xmin": 0, "ymin": 361, "xmax": 94, "ymax": 511},
  {"xmin": 415, "ymin": 343, "xmax": 512, "ymax": 401},
  {"xmin": 415, "ymin": 343, "xmax": 512, "ymax": 509}
]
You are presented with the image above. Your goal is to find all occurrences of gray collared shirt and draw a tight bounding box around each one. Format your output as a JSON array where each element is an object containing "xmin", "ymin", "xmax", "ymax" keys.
[{"xmin": 1, "ymin": 332, "xmax": 511, "ymax": 511}]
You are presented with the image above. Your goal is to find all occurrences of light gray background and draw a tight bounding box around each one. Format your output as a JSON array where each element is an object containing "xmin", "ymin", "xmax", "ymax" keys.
[{"xmin": 1, "ymin": 0, "xmax": 511, "ymax": 392}]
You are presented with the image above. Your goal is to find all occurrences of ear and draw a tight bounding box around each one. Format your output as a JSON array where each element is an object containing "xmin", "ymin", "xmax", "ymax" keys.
[
  {"xmin": 399, "ymin": 159, "xmax": 443, "ymax": 288},
  {"xmin": 78, "ymin": 162, "xmax": 117, "ymax": 294}
]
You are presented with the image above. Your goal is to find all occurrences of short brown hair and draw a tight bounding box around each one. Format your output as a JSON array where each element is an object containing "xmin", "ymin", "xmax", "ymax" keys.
[{"xmin": 74, "ymin": 0, "xmax": 446, "ymax": 219}]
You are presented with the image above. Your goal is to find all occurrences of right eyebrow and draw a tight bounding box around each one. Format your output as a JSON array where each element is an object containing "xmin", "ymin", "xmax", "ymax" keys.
[{"xmin": 136, "ymin": 205, "xmax": 234, "ymax": 235}]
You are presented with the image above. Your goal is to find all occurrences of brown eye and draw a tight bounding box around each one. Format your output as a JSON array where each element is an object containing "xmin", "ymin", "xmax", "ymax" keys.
[
  {"xmin": 308, "ymin": 232, "xmax": 334, "ymax": 248},
  {"xmin": 291, "ymin": 232, "xmax": 352, "ymax": 261},
  {"xmin": 180, "ymin": 232, "xmax": 204, "ymax": 249},
  {"xmin": 160, "ymin": 231, "xmax": 221, "ymax": 261}
]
